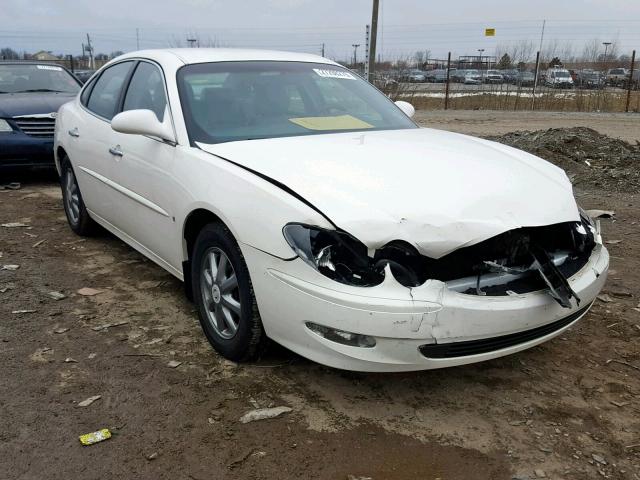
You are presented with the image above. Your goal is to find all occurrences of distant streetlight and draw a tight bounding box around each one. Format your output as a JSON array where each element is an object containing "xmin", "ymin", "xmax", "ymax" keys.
[
  {"xmin": 478, "ymin": 48, "xmax": 485, "ymax": 70},
  {"xmin": 602, "ymin": 42, "xmax": 612, "ymax": 67},
  {"xmin": 352, "ymin": 44, "xmax": 361, "ymax": 67}
]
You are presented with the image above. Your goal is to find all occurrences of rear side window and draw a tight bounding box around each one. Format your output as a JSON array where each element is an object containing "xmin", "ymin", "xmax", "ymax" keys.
[
  {"xmin": 86, "ymin": 61, "xmax": 133, "ymax": 120},
  {"xmin": 122, "ymin": 62, "xmax": 167, "ymax": 121}
]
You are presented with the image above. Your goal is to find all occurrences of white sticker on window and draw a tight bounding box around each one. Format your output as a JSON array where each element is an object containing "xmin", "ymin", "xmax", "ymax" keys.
[
  {"xmin": 37, "ymin": 65, "xmax": 62, "ymax": 71},
  {"xmin": 313, "ymin": 68, "xmax": 356, "ymax": 80}
]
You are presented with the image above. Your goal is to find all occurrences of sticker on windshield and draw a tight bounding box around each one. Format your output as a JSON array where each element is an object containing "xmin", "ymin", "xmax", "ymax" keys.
[
  {"xmin": 37, "ymin": 65, "xmax": 62, "ymax": 71},
  {"xmin": 313, "ymin": 68, "xmax": 356, "ymax": 80}
]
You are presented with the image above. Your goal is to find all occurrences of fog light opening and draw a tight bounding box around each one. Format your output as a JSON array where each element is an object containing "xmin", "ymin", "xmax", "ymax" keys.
[{"xmin": 305, "ymin": 322, "xmax": 376, "ymax": 348}]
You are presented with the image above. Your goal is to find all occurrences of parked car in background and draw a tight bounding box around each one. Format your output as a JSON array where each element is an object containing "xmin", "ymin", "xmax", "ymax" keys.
[
  {"xmin": 500, "ymin": 69, "xmax": 519, "ymax": 83},
  {"xmin": 451, "ymin": 69, "xmax": 469, "ymax": 83},
  {"xmin": 606, "ymin": 68, "xmax": 630, "ymax": 87},
  {"xmin": 632, "ymin": 69, "xmax": 640, "ymax": 90},
  {"xmin": 545, "ymin": 68, "xmax": 574, "ymax": 89},
  {"xmin": 429, "ymin": 69, "xmax": 449, "ymax": 83},
  {"xmin": 54, "ymin": 48, "xmax": 608, "ymax": 372},
  {"xmin": 0, "ymin": 61, "xmax": 81, "ymax": 169},
  {"xmin": 73, "ymin": 70, "xmax": 96, "ymax": 84},
  {"xmin": 575, "ymin": 70, "xmax": 605, "ymax": 89},
  {"xmin": 464, "ymin": 70, "xmax": 482, "ymax": 85},
  {"xmin": 405, "ymin": 70, "xmax": 426, "ymax": 83},
  {"xmin": 484, "ymin": 70, "xmax": 504, "ymax": 84},
  {"xmin": 514, "ymin": 71, "xmax": 535, "ymax": 87}
]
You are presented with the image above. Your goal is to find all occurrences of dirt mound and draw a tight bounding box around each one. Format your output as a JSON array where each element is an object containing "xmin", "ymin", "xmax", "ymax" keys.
[{"xmin": 487, "ymin": 127, "xmax": 640, "ymax": 192}]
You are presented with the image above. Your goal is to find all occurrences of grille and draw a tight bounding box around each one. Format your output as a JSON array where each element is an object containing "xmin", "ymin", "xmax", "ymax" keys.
[
  {"xmin": 14, "ymin": 116, "xmax": 56, "ymax": 138},
  {"xmin": 419, "ymin": 303, "xmax": 592, "ymax": 359}
]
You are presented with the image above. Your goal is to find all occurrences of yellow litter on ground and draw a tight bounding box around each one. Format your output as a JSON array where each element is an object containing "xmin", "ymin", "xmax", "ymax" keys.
[
  {"xmin": 289, "ymin": 115, "xmax": 373, "ymax": 131},
  {"xmin": 79, "ymin": 428, "xmax": 111, "ymax": 446}
]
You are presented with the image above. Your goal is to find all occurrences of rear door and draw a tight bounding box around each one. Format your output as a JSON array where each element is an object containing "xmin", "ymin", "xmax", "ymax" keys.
[{"xmin": 69, "ymin": 61, "xmax": 134, "ymax": 223}]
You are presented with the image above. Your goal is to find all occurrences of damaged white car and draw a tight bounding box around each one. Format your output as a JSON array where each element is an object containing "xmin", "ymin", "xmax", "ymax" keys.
[{"xmin": 54, "ymin": 49, "xmax": 609, "ymax": 372}]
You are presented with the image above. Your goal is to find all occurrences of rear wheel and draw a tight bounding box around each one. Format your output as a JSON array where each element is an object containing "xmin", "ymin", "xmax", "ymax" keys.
[
  {"xmin": 191, "ymin": 223, "xmax": 265, "ymax": 361},
  {"xmin": 60, "ymin": 156, "xmax": 97, "ymax": 236}
]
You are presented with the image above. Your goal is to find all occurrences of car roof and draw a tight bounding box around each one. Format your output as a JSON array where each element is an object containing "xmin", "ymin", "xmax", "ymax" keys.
[
  {"xmin": 0, "ymin": 61, "xmax": 66, "ymax": 66},
  {"xmin": 115, "ymin": 48, "xmax": 338, "ymax": 67}
]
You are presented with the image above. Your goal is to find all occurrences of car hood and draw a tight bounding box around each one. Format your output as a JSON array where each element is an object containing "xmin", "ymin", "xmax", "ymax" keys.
[
  {"xmin": 198, "ymin": 128, "xmax": 579, "ymax": 259},
  {"xmin": 0, "ymin": 92, "xmax": 77, "ymax": 117}
]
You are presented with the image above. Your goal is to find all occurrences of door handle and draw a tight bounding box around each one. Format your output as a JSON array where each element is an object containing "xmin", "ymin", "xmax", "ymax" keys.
[
  {"xmin": 109, "ymin": 145, "xmax": 123, "ymax": 157},
  {"xmin": 68, "ymin": 127, "xmax": 80, "ymax": 137}
]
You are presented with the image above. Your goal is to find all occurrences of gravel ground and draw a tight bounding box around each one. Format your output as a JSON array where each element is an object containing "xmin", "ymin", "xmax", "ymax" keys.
[{"xmin": 1, "ymin": 111, "xmax": 639, "ymax": 480}]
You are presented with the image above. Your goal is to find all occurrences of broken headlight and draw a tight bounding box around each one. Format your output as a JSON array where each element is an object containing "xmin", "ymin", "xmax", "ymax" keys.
[{"xmin": 282, "ymin": 224, "xmax": 384, "ymax": 286}]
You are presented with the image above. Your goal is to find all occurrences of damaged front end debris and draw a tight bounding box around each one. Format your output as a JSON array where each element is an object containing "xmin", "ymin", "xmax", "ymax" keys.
[{"xmin": 283, "ymin": 212, "xmax": 597, "ymax": 308}]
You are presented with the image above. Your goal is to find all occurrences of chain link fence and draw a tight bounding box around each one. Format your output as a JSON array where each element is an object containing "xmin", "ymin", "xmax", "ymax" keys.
[{"xmin": 376, "ymin": 50, "xmax": 639, "ymax": 113}]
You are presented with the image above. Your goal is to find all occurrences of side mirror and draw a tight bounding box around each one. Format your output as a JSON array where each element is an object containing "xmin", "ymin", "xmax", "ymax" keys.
[
  {"xmin": 111, "ymin": 109, "xmax": 175, "ymax": 143},
  {"xmin": 395, "ymin": 100, "xmax": 415, "ymax": 118}
]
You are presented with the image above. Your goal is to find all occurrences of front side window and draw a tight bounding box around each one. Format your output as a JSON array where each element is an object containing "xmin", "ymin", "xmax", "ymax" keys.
[
  {"xmin": 177, "ymin": 61, "xmax": 417, "ymax": 145},
  {"xmin": 0, "ymin": 64, "xmax": 80, "ymax": 94},
  {"xmin": 86, "ymin": 61, "xmax": 133, "ymax": 120},
  {"xmin": 122, "ymin": 62, "xmax": 167, "ymax": 121}
]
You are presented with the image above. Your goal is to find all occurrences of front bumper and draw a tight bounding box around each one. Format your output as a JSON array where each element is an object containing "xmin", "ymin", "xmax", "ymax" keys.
[
  {"xmin": 243, "ymin": 241, "xmax": 609, "ymax": 372},
  {"xmin": 0, "ymin": 131, "xmax": 55, "ymax": 168}
]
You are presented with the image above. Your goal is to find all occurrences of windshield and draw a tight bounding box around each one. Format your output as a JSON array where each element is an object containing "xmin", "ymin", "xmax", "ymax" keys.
[
  {"xmin": 0, "ymin": 64, "xmax": 80, "ymax": 94},
  {"xmin": 553, "ymin": 71, "xmax": 570, "ymax": 78},
  {"xmin": 177, "ymin": 61, "xmax": 417, "ymax": 144}
]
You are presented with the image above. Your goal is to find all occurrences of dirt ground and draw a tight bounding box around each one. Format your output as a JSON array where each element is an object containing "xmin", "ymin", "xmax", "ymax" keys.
[
  {"xmin": 1, "ymin": 111, "xmax": 639, "ymax": 480},
  {"xmin": 415, "ymin": 110, "xmax": 640, "ymax": 143}
]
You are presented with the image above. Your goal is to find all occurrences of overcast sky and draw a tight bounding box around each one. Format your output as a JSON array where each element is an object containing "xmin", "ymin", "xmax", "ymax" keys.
[{"xmin": 1, "ymin": 0, "xmax": 639, "ymax": 61}]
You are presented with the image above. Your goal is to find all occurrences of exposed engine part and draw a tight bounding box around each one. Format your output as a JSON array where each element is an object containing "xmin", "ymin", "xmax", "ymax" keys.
[
  {"xmin": 529, "ymin": 244, "xmax": 581, "ymax": 308},
  {"xmin": 284, "ymin": 216, "xmax": 596, "ymax": 307}
]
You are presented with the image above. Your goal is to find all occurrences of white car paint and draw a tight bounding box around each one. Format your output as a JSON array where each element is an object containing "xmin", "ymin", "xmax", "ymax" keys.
[
  {"xmin": 54, "ymin": 48, "xmax": 608, "ymax": 372},
  {"xmin": 198, "ymin": 128, "xmax": 579, "ymax": 259}
]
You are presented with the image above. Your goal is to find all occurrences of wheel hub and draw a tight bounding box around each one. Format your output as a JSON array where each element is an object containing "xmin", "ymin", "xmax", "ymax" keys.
[{"xmin": 211, "ymin": 284, "xmax": 221, "ymax": 303}]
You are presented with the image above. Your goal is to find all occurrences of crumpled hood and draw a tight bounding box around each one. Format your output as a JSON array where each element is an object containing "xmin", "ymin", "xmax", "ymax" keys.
[
  {"xmin": 198, "ymin": 128, "xmax": 579, "ymax": 259},
  {"xmin": 0, "ymin": 92, "xmax": 76, "ymax": 118}
]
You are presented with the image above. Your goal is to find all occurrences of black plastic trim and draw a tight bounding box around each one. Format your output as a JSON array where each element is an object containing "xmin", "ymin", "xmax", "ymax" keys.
[{"xmin": 419, "ymin": 302, "xmax": 592, "ymax": 359}]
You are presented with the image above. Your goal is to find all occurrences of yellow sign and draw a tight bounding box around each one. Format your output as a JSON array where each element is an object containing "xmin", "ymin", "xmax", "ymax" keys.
[
  {"xmin": 485, "ymin": 28, "xmax": 496, "ymax": 37},
  {"xmin": 289, "ymin": 115, "xmax": 373, "ymax": 131}
]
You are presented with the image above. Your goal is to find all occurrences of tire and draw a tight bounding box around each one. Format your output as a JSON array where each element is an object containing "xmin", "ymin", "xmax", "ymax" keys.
[
  {"xmin": 191, "ymin": 223, "xmax": 265, "ymax": 362},
  {"xmin": 60, "ymin": 156, "xmax": 98, "ymax": 236}
]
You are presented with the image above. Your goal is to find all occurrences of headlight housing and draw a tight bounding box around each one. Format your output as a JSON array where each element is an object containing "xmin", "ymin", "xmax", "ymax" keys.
[
  {"xmin": 282, "ymin": 223, "xmax": 384, "ymax": 287},
  {"xmin": 0, "ymin": 119, "xmax": 13, "ymax": 132}
]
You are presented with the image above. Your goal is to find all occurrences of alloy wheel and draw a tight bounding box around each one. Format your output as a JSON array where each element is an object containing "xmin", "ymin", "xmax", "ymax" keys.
[
  {"xmin": 200, "ymin": 247, "xmax": 241, "ymax": 339},
  {"xmin": 64, "ymin": 167, "xmax": 80, "ymax": 225}
]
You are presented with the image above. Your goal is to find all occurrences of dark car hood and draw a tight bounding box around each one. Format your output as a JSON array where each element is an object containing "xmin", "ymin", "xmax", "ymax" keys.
[{"xmin": 0, "ymin": 92, "xmax": 77, "ymax": 118}]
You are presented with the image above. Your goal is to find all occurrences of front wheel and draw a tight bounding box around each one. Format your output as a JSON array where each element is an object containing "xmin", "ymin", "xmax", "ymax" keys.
[
  {"xmin": 60, "ymin": 156, "xmax": 98, "ymax": 236},
  {"xmin": 191, "ymin": 223, "xmax": 265, "ymax": 361}
]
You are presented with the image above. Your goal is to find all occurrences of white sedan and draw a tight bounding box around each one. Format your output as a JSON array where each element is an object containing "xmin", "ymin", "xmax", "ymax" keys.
[{"xmin": 54, "ymin": 49, "xmax": 609, "ymax": 372}]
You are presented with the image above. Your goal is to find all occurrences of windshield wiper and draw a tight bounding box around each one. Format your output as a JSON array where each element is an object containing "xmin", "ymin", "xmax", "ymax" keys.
[{"xmin": 14, "ymin": 89, "xmax": 66, "ymax": 93}]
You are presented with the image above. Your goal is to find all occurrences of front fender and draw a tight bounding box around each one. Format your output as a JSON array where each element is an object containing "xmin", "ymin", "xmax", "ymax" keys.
[{"xmin": 177, "ymin": 148, "xmax": 333, "ymax": 261}]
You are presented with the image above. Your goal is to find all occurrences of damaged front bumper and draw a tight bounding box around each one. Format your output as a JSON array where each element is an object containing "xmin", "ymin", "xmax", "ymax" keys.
[{"xmin": 242, "ymin": 238, "xmax": 608, "ymax": 372}]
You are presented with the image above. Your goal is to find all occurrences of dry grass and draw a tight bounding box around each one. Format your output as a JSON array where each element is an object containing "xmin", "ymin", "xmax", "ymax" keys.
[{"xmin": 386, "ymin": 83, "xmax": 640, "ymax": 113}]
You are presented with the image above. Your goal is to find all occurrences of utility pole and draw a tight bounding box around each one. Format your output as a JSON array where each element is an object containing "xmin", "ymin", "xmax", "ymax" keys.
[
  {"xmin": 367, "ymin": 0, "xmax": 379, "ymax": 83},
  {"xmin": 352, "ymin": 44, "xmax": 360, "ymax": 67},
  {"xmin": 136, "ymin": 28, "xmax": 140, "ymax": 50},
  {"xmin": 625, "ymin": 50, "xmax": 636, "ymax": 113},
  {"xmin": 532, "ymin": 50, "xmax": 541, "ymax": 110},
  {"xmin": 86, "ymin": 33, "xmax": 94, "ymax": 69},
  {"xmin": 532, "ymin": 21, "xmax": 545, "ymax": 105},
  {"xmin": 321, "ymin": 43, "xmax": 325, "ymax": 57},
  {"xmin": 538, "ymin": 20, "xmax": 546, "ymax": 59},
  {"xmin": 602, "ymin": 41, "xmax": 612, "ymax": 70},
  {"xmin": 364, "ymin": 25, "xmax": 370, "ymax": 79}
]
